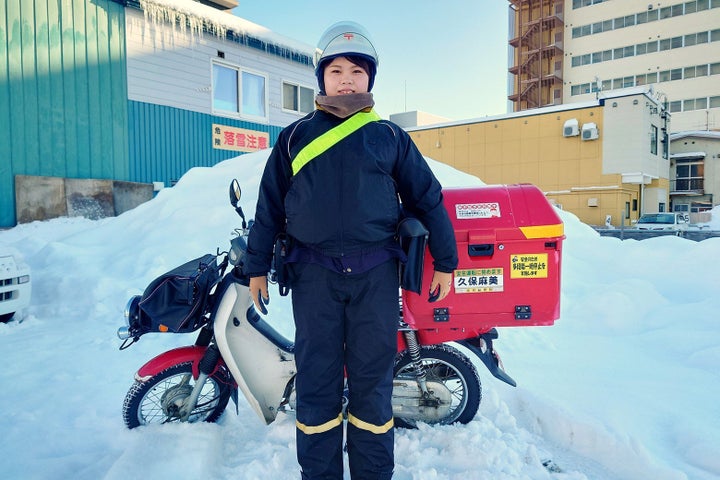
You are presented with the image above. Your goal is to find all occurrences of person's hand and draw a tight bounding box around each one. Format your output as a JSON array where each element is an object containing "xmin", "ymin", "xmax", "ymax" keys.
[
  {"xmin": 428, "ymin": 270, "xmax": 453, "ymax": 302},
  {"xmin": 249, "ymin": 275, "xmax": 270, "ymax": 314}
]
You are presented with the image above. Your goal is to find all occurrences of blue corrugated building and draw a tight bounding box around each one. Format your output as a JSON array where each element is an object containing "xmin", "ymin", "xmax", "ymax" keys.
[{"xmin": 1, "ymin": 0, "xmax": 316, "ymax": 227}]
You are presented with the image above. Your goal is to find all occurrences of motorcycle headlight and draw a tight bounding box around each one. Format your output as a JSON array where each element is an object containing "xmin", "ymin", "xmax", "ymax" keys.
[
  {"xmin": 229, "ymin": 236, "xmax": 247, "ymax": 266},
  {"xmin": 124, "ymin": 295, "xmax": 141, "ymax": 324},
  {"xmin": 117, "ymin": 326, "xmax": 131, "ymax": 340},
  {"xmin": 118, "ymin": 295, "xmax": 142, "ymax": 339}
]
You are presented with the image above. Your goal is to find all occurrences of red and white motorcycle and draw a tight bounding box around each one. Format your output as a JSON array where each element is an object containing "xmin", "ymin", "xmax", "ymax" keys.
[{"xmin": 118, "ymin": 179, "xmax": 521, "ymax": 429}]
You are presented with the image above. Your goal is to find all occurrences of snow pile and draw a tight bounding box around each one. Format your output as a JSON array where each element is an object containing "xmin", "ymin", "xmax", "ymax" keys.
[
  {"xmin": 703, "ymin": 204, "xmax": 720, "ymax": 229},
  {"xmin": 0, "ymin": 150, "xmax": 718, "ymax": 479}
]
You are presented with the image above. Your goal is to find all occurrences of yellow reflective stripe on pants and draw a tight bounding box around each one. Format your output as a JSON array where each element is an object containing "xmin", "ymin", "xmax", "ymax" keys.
[
  {"xmin": 291, "ymin": 110, "xmax": 381, "ymax": 176},
  {"xmin": 296, "ymin": 413, "xmax": 343, "ymax": 435},
  {"xmin": 347, "ymin": 413, "xmax": 394, "ymax": 434}
]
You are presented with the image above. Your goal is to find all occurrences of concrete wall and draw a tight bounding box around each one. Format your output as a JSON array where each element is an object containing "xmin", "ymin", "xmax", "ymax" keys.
[
  {"xmin": 15, "ymin": 175, "xmax": 154, "ymax": 224},
  {"xmin": 602, "ymin": 94, "xmax": 669, "ymax": 178}
]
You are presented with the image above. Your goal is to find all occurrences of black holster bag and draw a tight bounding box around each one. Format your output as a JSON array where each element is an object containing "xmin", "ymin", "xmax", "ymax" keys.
[
  {"xmin": 397, "ymin": 217, "xmax": 429, "ymax": 295},
  {"xmin": 272, "ymin": 233, "xmax": 291, "ymax": 296}
]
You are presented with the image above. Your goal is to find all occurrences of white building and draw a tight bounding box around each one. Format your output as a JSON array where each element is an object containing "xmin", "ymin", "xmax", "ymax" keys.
[{"xmin": 508, "ymin": 0, "xmax": 720, "ymax": 132}]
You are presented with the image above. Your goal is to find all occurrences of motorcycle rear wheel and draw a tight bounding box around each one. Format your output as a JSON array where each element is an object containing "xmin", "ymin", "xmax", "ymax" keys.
[
  {"xmin": 393, "ymin": 343, "xmax": 481, "ymax": 428},
  {"xmin": 123, "ymin": 361, "xmax": 233, "ymax": 429}
]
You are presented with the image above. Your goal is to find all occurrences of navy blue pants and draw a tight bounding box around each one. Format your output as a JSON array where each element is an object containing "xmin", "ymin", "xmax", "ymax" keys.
[{"xmin": 290, "ymin": 260, "xmax": 399, "ymax": 480}]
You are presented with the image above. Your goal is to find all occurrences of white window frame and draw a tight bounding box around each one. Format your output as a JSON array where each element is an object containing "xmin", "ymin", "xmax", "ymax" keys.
[
  {"xmin": 211, "ymin": 60, "xmax": 269, "ymax": 123},
  {"xmin": 650, "ymin": 125, "xmax": 658, "ymax": 155},
  {"xmin": 282, "ymin": 80, "xmax": 316, "ymax": 115}
]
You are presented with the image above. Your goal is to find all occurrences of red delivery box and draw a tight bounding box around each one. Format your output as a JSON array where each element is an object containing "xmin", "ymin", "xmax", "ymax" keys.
[{"xmin": 401, "ymin": 184, "xmax": 564, "ymax": 344}]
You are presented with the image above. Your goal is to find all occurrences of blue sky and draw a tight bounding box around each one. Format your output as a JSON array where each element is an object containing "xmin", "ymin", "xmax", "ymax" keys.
[{"xmin": 233, "ymin": 1, "xmax": 511, "ymax": 121}]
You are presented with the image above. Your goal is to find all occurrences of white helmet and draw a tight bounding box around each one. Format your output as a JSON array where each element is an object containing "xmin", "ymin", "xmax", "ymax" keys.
[{"xmin": 314, "ymin": 21, "xmax": 379, "ymax": 92}]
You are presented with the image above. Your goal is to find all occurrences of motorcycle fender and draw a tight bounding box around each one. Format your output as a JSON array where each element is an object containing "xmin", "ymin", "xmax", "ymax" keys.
[
  {"xmin": 457, "ymin": 332, "xmax": 517, "ymax": 387},
  {"xmin": 135, "ymin": 345, "xmax": 207, "ymax": 382},
  {"xmin": 214, "ymin": 282, "xmax": 296, "ymax": 425}
]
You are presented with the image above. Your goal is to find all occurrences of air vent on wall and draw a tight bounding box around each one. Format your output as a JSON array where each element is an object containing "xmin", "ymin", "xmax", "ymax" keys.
[
  {"xmin": 582, "ymin": 122, "xmax": 599, "ymax": 141},
  {"xmin": 563, "ymin": 118, "xmax": 579, "ymax": 137}
]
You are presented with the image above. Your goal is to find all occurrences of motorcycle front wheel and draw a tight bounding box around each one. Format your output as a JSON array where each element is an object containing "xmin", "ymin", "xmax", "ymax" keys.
[
  {"xmin": 122, "ymin": 361, "xmax": 233, "ymax": 429},
  {"xmin": 393, "ymin": 343, "xmax": 481, "ymax": 428}
]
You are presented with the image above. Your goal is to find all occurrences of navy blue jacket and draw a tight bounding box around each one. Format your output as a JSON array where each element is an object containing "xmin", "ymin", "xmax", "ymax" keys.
[{"xmin": 245, "ymin": 109, "xmax": 458, "ymax": 276}]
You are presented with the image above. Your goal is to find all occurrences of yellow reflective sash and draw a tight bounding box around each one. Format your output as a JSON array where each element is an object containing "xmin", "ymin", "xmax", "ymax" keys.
[{"xmin": 291, "ymin": 110, "xmax": 381, "ymax": 176}]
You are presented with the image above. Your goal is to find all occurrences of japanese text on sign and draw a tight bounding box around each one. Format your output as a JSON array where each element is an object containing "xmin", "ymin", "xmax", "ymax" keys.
[
  {"xmin": 454, "ymin": 268, "xmax": 504, "ymax": 293},
  {"xmin": 212, "ymin": 124, "xmax": 269, "ymax": 152},
  {"xmin": 510, "ymin": 253, "xmax": 548, "ymax": 279},
  {"xmin": 455, "ymin": 202, "xmax": 501, "ymax": 219}
]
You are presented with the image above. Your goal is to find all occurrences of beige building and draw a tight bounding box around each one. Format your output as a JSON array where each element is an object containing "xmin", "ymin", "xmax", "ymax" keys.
[
  {"xmin": 407, "ymin": 88, "xmax": 669, "ymax": 227},
  {"xmin": 669, "ymin": 131, "xmax": 720, "ymax": 216},
  {"xmin": 417, "ymin": 0, "xmax": 720, "ymax": 226},
  {"xmin": 508, "ymin": 0, "xmax": 720, "ymax": 133}
]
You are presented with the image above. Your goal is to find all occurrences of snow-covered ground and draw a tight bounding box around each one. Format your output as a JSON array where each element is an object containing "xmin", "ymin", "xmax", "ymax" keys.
[{"xmin": 1, "ymin": 151, "xmax": 718, "ymax": 480}]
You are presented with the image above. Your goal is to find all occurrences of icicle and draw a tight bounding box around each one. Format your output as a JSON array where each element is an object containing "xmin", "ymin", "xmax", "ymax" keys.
[
  {"xmin": 136, "ymin": 0, "xmax": 312, "ymax": 62},
  {"xmin": 139, "ymin": 0, "xmax": 228, "ymax": 38}
]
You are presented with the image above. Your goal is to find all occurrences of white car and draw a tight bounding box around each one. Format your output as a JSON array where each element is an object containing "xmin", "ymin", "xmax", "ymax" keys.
[
  {"xmin": 0, "ymin": 247, "xmax": 32, "ymax": 323},
  {"xmin": 633, "ymin": 212, "xmax": 689, "ymax": 231}
]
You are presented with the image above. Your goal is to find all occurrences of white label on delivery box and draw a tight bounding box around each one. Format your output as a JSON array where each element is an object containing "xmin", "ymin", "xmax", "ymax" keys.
[
  {"xmin": 455, "ymin": 202, "xmax": 501, "ymax": 219},
  {"xmin": 510, "ymin": 253, "xmax": 548, "ymax": 278},
  {"xmin": 454, "ymin": 268, "xmax": 504, "ymax": 293}
]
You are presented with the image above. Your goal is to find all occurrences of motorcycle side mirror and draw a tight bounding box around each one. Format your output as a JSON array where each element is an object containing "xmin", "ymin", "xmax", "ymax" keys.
[
  {"xmin": 229, "ymin": 179, "xmax": 241, "ymax": 208},
  {"xmin": 229, "ymin": 179, "xmax": 247, "ymax": 229}
]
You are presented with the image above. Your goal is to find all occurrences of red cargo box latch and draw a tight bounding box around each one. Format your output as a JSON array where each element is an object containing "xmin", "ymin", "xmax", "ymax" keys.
[{"xmin": 468, "ymin": 230, "xmax": 496, "ymax": 258}]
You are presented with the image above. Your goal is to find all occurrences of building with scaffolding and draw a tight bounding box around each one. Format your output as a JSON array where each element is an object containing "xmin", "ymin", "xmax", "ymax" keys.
[{"xmin": 508, "ymin": 0, "xmax": 565, "ymax": 111}]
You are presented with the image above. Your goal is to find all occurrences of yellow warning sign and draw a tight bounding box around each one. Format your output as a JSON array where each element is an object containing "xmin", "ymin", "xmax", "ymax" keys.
[{"xmin": 510, "ymin": 253, "xmax": 548, "ymax": 279}]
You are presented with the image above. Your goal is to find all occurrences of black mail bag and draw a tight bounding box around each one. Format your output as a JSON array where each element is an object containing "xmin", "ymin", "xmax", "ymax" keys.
[{"xmin": 137, "ymin": 254, "xmax": 220, "ymax": 334}]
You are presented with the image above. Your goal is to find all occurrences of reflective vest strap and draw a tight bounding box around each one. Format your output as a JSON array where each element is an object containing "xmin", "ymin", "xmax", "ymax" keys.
[
  {"xmin": 291, "ymin": 110, "xmax": 381, "ymax": 176},
  {"xmin": 296, "ymin": 413, "xmax": 343, "ymax": 435},
  {"xmin": 347, "ymin": 412, "xmax": 394, "ymax": 434}
]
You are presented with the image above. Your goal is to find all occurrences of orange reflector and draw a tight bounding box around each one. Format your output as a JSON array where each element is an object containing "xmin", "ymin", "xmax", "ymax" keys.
[{"xmin": 159, "ymin": 325, "xmax": 169, "ymax": 332}]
